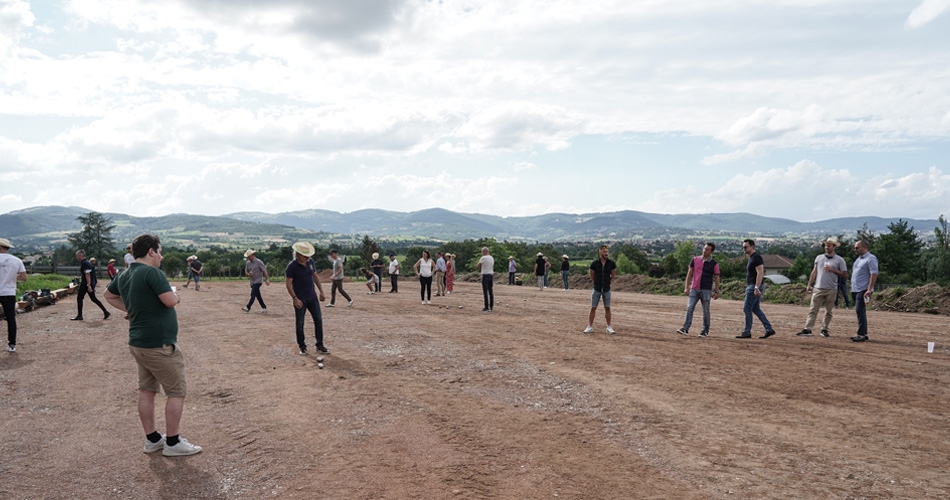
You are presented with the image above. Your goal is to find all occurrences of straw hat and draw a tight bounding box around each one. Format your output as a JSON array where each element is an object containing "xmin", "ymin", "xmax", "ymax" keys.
[
  {"xmin": 244, "ymin": 249, "xmax": 256, "ymax": 258},
  {"xmin": 108, "ymin": 258, "xmax": 116, "ymax": 263},
  {"xmin": 0, "ymin": 237, "xmax": 13, "ymax": 249},
  {"xmin": 187, "ymin": 255, "xmax": 197, "ymax": 261},
  {"xmin": 292, "ymin": 242, "xmax": 315, "ymax": 257},
  {"xmin": 823, "ymin": 237, "xmax": 840, "ymax": 247},
  {"xmin": 372, "ymin": 252, "xmax": 379, "ymax": 259},
  {"xmin": 536, "ymin": 252, "xmax": 543, "ymax": 257},
  {"xmin": 562, "ymin": 255, "xmax": 569, "ymax": 259}
]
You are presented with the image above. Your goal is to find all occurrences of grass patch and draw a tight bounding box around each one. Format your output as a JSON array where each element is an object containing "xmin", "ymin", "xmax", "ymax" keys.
[{"xmin": 18, "ymin": 274, "xmax": 73, "ymax": 298}]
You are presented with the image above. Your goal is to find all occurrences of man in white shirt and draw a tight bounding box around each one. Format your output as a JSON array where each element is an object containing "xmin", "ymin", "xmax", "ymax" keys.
[
  {"xmin": 387, "ymin": 253, "xmax": 399, "ymax": 293},
  {"xmin": 0, "ymin": 237, "xmax": 28, "ymax": 352},
  {"xmin": 476, "ymin": 247, "xmax": 495, "ymax": 312}
]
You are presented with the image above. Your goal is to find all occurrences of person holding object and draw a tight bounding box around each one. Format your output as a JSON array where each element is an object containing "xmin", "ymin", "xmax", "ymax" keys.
[
  {"xmin": 796, "ymin": 237, "xmax": 847, "ymax": 337},
  {"xmin": 104, "ymin": 234, "xmax": 202, "ymax": 457},
  {"xmin": 285, "ymin": 242, "xmax": 329, "ymax": 355},
  {"xmin": 850, "ymin": 240, "xmax": 879, "ymax": 342}
]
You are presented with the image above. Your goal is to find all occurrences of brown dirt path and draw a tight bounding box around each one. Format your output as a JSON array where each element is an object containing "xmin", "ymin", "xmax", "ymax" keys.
[{"xmin": 1, "ymin": 279, "xmax": 948, "ymax": 499}]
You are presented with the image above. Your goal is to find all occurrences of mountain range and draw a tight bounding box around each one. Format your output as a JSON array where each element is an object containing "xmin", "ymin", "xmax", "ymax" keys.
[{"xmin": 0, "ymin": 205, "xmax": 940, "ymax": 250}]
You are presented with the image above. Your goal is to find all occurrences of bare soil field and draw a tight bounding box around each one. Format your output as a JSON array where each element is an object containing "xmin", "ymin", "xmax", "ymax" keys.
[{"xmin": 1, "ymin": 278, "xmax": 948, "ymax": 499}]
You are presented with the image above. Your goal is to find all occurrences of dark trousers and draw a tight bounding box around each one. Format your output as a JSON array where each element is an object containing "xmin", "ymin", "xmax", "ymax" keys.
[
  {"xmin": 835, "ymin": 281, "xmax": 852, "ymax": 308},
  {"xmin": 294, "ymin": 297, "xmax": 324, "ymax": 349},
  {"xmin": 508, "ymin": 272, "xmax": 515, "ymax": 285},
  {"xmin": 373, "ymin": 269, "xmax": 383, "ymax": 292},
  {"xmin": 419, "ymin": 276, "xmax": 432, "ymax": 301},
  {"xmin": 852, "ymin": 290, "xmax": 868, "ymax": 337},
  {"xmin": 330, "ymin": 279, "xmax": 351, "ymax": 305},
  {"xmin": 246, "ymin": 283, "xmax": 266, "ymax": 310},
  {"xmin": 1, "ymin": 295, "xmax": 16, "ymax": 346},
  {"xmin": 77, "ymin": 286, "xmax": 107, "ymax": 317},
  {"xmin": 481, "ymin": 274, "xmax": 494, "ymax": 310},
  {"xmin": 390, "ymin": 274, "xmax": 398, "ymax": 292}
]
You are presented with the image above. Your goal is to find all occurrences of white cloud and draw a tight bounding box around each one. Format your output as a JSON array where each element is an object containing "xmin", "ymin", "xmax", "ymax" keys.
[{"xmin": 906, "ymin": 0, "xmax": 950, "ymax": 28}]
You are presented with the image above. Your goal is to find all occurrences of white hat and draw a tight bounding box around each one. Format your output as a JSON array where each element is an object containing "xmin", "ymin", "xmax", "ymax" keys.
[
  {"xmin": 244, "ymin": 249, "xmax": 256, "ymax": 258},
  {"xmin": 292, "ymin": 242, "xmax": 315, "ymax": 257},
  {"xmin": 824, "ymin": 237, "xmax": 840, "ymax": 247},
  {"xmin": 0, "ymin": 237, "xmax": 13, "ymax": 249},
  {"xmin": 188, "ymin": 255, "xmax": 198, "ymax": 261},
  {"xmin": 372, "ymin": 252, "xmax": 379, "ymax": 259},
  {"xmin": 537, "ymin": 252, "xmax": 543, "ymax": 257},
  {"xmin": 562, "ymin": 255, "xmax": 569, "ymax": 259}
]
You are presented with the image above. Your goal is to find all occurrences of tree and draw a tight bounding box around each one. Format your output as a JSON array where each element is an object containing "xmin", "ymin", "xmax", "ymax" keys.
[
  {"xmin": 67, "ymin": 211, "xmax": 116, "ymax": 260},
  {"xmin": 359, "ymin": 235, "xmax": 379, "ymax": 264},
  {"xmin": 614, "ymin": 253, "xmax": 640, "ymax": 275},
  {"xmin": 856, "ymin": 222, "xmax": 876, "ymax": 249},
  {"xmin": 872, "ymin": 219, "xmax": 924, "ymax": 283},
  {"xmin": 923, "ymin": 215, "xmax": 950, "ymax": 284}
]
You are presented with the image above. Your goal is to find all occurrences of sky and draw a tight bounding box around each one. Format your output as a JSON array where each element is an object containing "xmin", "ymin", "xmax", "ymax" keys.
[{"xmin": 1, "ymin": 0, "xmax": 949, "ymax": 222}]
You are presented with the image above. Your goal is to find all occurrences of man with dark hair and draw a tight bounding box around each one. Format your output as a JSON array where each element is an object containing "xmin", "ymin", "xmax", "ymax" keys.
[
  {"xmin": 71, "ymin": 250, "xmax": 110, "ymax": 321},
  {"xmin": 0, "ymin": 237, "xmax": 28, "ymax": 353},
  {"xmin": 737, "ymin": 239, "xmax": 776, "ymax": 339},
  {"xmin": 388, "ymin": 252, "xmax": 399, "ymax": 293},
  {"xmin": 850, "ymin": 240, "xmax": 879, "ymax": 342},
  {"xmin": 104, "ymin": 234, "xmax": 202, "ymax": 456},
  {"xmin": 327, "ymin": 249, "xmax": 352, "ymax": 307},
  {"xmin": 584, "ymin": 245, "xmax": 617, "ymax": 334},
  {"xmin": 476, "ymin": 247, "xmax": 495, "ymax": 312},
  {"xmin": 285, "ymin": 242, "xmax": 329, "ymax": 355},
  {"xmin": 677, "ymin": 242, "xmax": 720, "ymax": 337},
  {"xmin": 242, "ymin": 249, "xmax": 269, "ymax": 313}
]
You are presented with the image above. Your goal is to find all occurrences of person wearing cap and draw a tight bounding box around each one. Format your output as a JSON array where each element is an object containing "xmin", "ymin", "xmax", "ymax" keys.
[
  {"xmin": 107, "ymin": 258, "xmax": 118, "ymax": 281},
  {"xmin": 0, "ymin": 237, "xmax": 28, "ymax": 353},
  {"xmin": 285, "ymin": 242, "xmax": 329, "ymax": 355},
  {"xmin": 387, "ymin": 252, "xmax": 399, "ymax": 293},
  {"xmin": 327, "ymin": 249, "xmax": 353, "ymax": 308},
  {"xmin": 560, "ymin": 255, "xmax": 571, "ymax": 290},
  {"xmin": 796, "ymin": 237, "xmax": 848, "ymax": 338},
  {"xmin": 71, "ymin": 249, "xmax": 111, "ymax": 321},
  {"xmin": 370, "ymin": 252, "xmax": 384, "ymax": 293},
  {"xmin": 124, "ymin": 244, "xmax": 135, "ymax": 270},
  {"xmin": 104, "ymin": 233, "xmax": 202, "ymax": 457},
  {"xmin": 434, "ymin": 252, "xmax": 447, "ymax": 297},
  {"xmin": 188, "ymin": 255, "xmax": 203, "ymax": 291},
  {"xmin": 533, "ymin": 253, "xmax": 546, "ymax": 291},
  {"xmin": 243, "ymin": 249, "xmax": 270, "ymax": 313},
  {"xmin": 508, "ymin": 256, "xmax": 517, "ymax": 285}
]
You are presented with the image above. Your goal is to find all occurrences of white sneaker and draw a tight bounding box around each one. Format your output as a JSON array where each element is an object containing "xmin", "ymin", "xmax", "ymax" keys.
[
  {"xmin": 583, "ymin": 326, "xmax": 594, "ymax": 334},
  {"xmin": 348, "ymin": 300, "xmax": 354, "ymax": 307},
  {"xmin": 422, "ymin": 300, "xmax": 426, "ymax": 305},
  {"xmin": 143, "ymin": 434, "xmax": 165, "ymax": 454},
  {"xmin": 606, "ymin": 326, "xmax": 616, "ymax": 334},
  {"xmin": 242, "ymin": 307, "xmax": 249, "ymax": 313},
  {"xmin": 326, "ymin": 303, "xmax": 335, "ymax": 308},
  {"xmin": 261, "ymin": 308, "xmax": 267, "ymax": 313},
  {"xmin": 7, "ymin": 344, "xmax": 15, "ymax": 353},
  {"xmin": 427, "ymin": 300, "xmax": 432, "ymax": 305},
  {"xmin": 163, "ymin": 437, "xmax": 202, "ymax": 456}
]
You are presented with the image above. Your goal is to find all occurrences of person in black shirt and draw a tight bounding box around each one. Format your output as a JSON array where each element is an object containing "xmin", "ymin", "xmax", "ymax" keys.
[
  {"xmin": 737, "ymin": 239, "xmax": 775, "ymax": 339},
  {"xmin": 71, "ymin": 250, "xmax": 110, "ymax": 321},
  {"xmin": 584, "ymin": 245, "xmax": 617, "ymax": 334},
  {"xmin": 560, "ymin": 255, "xmax": 571, "ymax": 290}
]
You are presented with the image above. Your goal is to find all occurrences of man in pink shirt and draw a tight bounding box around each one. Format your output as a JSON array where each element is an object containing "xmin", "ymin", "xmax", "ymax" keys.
[{"xmin": 677, "ymin": 242, "xmax": 721, "ymax": 337}]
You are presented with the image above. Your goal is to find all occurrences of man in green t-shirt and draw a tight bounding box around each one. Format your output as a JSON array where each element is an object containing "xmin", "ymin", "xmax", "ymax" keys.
[{"xmin": 104, "ymin": 234, "xmax": 202, "ymax": 457}]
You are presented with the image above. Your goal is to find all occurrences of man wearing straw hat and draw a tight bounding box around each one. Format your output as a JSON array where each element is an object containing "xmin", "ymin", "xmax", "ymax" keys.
[
  {"xmin": 370, "ymin": 252, "xmax": 384, "ymax": 293},
  {"xmin": 243, "ymin": 249, "xmax": 270, "ymax": 313},
  {"xmin": 188, "ymin": 255, "xmax": 203, "ymax": 291},
  {"xmin": 0, "ymin": 237, "xmax": 28, "ymax": 353},
  {"xmin": 285, "ymin": 242, "xmax": 329, "ymax": 355},
  {"xmin": 796, "ymin": 237, "xmax": 848, "ymax": 338}
]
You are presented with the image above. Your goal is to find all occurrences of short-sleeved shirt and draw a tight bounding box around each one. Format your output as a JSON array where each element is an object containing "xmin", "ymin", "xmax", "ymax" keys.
[
  {"xmin": 478, "ymin": 255, "xmax": 495, "ymax": 275},
  {"xmin": 0, "ymin": 253, "xmax": 26, "ymax": 296},
  {"xmin": 590, "ymin": 258, "xmax": 617, "ymax": 293},
  {"xmin": 746, "ymin": 252, "xmax": 764, "ymax": 285},
  {"xmin": 124, "ymin": 252, "xmax": 135, "ymax": 267},
  {"xmin": 509, "ymin": 260, "xmax": 517, "ymax": 272},
  {"xmin": 389, "ymin": 258, "xmax": 399, "ymax": 275},
  {"xmin": 436, "ymin": 257, "xmax": 446, "ymax": 273},
  {"xmin": 561, "ymin": 260, "xmax": 570, "ymax": 272},
  {"xmin": 80, "ymin": 258, "xmax": 97, "ymax": 288},
  {"xmin": 371, "ymin": 258, "xmax": 384, "ymax": 273},
  {"xmin": 245, "ymin": 258, "xmax": 268, "ymax": 285},
  {"xmin": 689, "ymin": 256, "xmax": 720, "ymax": 290},
  {"xmin": 534, "ymin": 257, "xmax": 546, "ymax": 276},
  {"xmin": 106, "ymin": 263, "xmax": 177, "ymax": 348},
  {"xmin": 331, "ymin": 256, "xmax": 344, "ymax": 280},
  {"xmin": 812, "ymin": 253, "xmax": 847, "ymax": 289},
  {"xmin": 851, "ymin": 252, "xmax": 879, "ymax": 293},
  {"xmin": 286, "ymin": 258, "xmax": 318, "ymax": 301},
  {"xmin": 190, "ymin": 259, "xmax": 202, "ymax": 274}
]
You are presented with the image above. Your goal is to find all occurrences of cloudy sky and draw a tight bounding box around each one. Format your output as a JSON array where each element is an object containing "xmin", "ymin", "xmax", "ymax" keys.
[{"xmin": 1, "ymin": 0, "xmax": 949, "ymax": 222}]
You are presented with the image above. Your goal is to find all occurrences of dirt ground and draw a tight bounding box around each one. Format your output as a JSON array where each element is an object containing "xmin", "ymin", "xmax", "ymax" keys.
[{"xmin": 1, "ymin": 277, "xmax": 948, "ymax": 499}]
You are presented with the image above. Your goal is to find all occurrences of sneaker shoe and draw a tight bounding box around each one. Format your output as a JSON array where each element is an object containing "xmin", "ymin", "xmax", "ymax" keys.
[
  {"xmin": 583, "ymin": 326, "xmax": 594, "ymax": 334},
  {"xmin": 7, "ymin": 344, "xmax": 15, "ymax": 352},
  {"xmin": 736, "ymin": 333, "xmax": 752, "ymax": 339},
  {"xmin": 698, "ymin": 332, "xmax": 709, "ymax": 338},
  {"xmin": 606, "ymin": 326, "xmax": 616, "ymax": 334},
  {"xmin": 796, "ymin": 329, "xmax": 813, "ymax": 337},
  {"xmin": 163, "ymin": 437, "xmax": 202, "ymax": 457},
  {"xmin": 316, "ymin": 345, "xmax": 330, "ymax": 354},
  {"xmin": 676, "ymin": 327, "xmax": 689, "ymax": 336},
  {"xmin": 820, "ymin": 330, "xmax": 829, "ymax": 337},
  {"xmin": 424, "ymin": 301, "xmax": 428, "ymax": 305},
  {"xmin": 70, "ymin": 316, "xmax": 83, "ymax": 321},
  {"xmin": 852, "ymin": 335, "xmax": 869, "ymax": 342},
  {"xmin": 298, "ymin": 348, "xmax": 307, "ymax": 355},
  {"xmin": 104, "ymin": 311, "xmax": 111, "ymax": 320},
  {"xmin": 760, "ymin": 329, "xmax": 776, "ymax": 339},
  {"xmin": 326, "ymin": 303, "xmax": 335, "ymax": 308},
  {"xmin": 348, "ymin": 300, "xmax": 354, "ymax": 307},
  {"xmin": 261, "ymin": 308, "xmax": 267, "ymax": 313},
  {"xmin": 426, "ymin": 301, "xmax": 431, "ymax": 305},
  {"xmin": 143, "ymin": 434, "xmax": 165, "ymax": 454},
  {"xmin": 242, "ymin": 307, "xmax": 250, "ymax": 313}
]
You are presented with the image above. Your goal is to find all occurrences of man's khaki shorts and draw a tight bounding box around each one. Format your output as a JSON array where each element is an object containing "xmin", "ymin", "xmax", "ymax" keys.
[{"xmin": 129, "ymin": 344, "xmax": 187, "ymax": 397}]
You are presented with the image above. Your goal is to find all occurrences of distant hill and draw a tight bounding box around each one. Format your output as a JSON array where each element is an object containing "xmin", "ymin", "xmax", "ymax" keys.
[{"xmin": 0, "ymin": 205, "xmax": 940, "ymax": 250}]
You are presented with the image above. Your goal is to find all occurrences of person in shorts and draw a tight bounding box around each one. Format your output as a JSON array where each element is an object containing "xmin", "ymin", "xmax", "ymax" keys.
[
  {"xmin": 584, "ymin": 245, "xmax": 617, "ymax": 334},
  {"xmin": 104, "ymin": 234, "xmax": 202, "ymax": 457}
]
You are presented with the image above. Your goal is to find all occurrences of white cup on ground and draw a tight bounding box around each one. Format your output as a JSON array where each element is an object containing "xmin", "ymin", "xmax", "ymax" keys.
[{"xmin": 927, "ymin": 342, "xmax": 935, "ymax": 353}]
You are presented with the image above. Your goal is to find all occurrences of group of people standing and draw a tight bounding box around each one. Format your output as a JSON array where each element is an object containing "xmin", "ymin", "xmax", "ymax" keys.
[{"xmin": 412, "ymin": 251, "xmax": 456, "ymax": 304}]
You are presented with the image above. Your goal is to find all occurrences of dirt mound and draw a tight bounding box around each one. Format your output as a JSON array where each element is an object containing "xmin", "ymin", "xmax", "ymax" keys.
[{"xmin": 875, "ymin": 283, "xmax": 950, "ymax": 315}]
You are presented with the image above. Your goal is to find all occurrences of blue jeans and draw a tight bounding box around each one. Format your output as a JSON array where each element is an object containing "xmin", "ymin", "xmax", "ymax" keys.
[
  {"xmin": 294, "ymin": 297, "xmax": 324, "ymax": 350},
  {"xmin": 852, "ymin": 290, "xmax": 868, "ymax": 337},
  {"xmin": 562, "ymin": 270, "xmax": 570, "ymax": 290},
  {"xmin": 683, "ymin": 289, "xmax": 712, "ymax": 333},
  {"xmin": 742, "ymin": 284, "xmax": 773, "ymax": 333},
  {"xmin": 543, "ymin": 270, "xmax": 549, "ymax": 287},
  {"xmin": 246, "ymin": 283, "xmax": 266, "ymax": 310}
]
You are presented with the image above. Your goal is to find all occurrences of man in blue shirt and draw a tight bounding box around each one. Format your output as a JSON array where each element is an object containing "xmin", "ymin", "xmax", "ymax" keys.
[
  {"xmin": 285, "ymin": 242, "xmax": 329, "ymax": 355},
  {"xmin": 850, "ymin": 240, "xmax": 879, "ymax": 342}
]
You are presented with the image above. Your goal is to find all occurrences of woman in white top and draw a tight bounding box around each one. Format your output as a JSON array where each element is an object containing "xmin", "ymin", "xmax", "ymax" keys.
[{"xmin": 414, "ymin": 250, "xmax": 435, "ymax": 304}]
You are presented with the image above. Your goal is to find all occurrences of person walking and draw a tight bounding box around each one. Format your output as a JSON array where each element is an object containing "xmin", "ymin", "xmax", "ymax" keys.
[
  {"xmin": 103, "ymin": 234, "xmax": 202, "ymax": 457},
  {"xmin": 284, "ymin": 242, "xmax": 329, "ymax": 355},
  {"xmin": 71, "ymin": 250, "xmax": 110, "ymax": 321},
  {"xmin": 107, "ymin": 258, "xmax": 118, "ymax": 281},
  {"xmin": 560, "ymin": 255, "xmax": 571, "ymax": 290},
  {"xmin": 796, "ymin": 237, "xmax": 848, "ymax": 337},
  {"xmin": 0, "ymin": 237, "xmax": 28, "ymax": 353},
  {"xmin": 584, "ymin": 245, "xmax": 617, "ymax": 334},
  {"xmin": 182, "ymin": 256, "xmax": 195, "ymax": 289},
  {"xmin": 533, "ymin": 253, "xmax": 546, "ymax": 291},
  {"xmin": 477, "ymin": 247, "xmax": 495, "ymax": 312},
  {"xmin": 850, "ymin": 240, "xmax": 879, "ymax": 342},
  {"xmin": 388, "ymin": 252, "xmax": 399, "ymax": 293},
  {"xmin": 414, "ymin": 250, "xmax": 435, "ymax": 305},
  {"xmin": 737, "ymin": 239, "xmax": 776, "ymax": 339},
  {"xmin": 676, "ymin": 243, "xmax": 720, "ymax": 337},
  {"xmin": 370, "ymin": 252, "xmax": 384, "ymax": 293},
  {"xmin": 327, "ymin": 249, "xmax": 353, "ymax": 308},
  {"xmin": 242, "ymin": 249, "xmax": 270, "ymax": 313}
]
